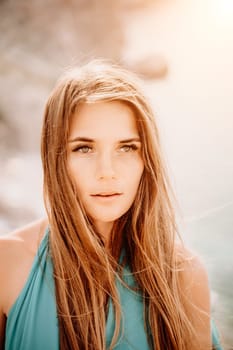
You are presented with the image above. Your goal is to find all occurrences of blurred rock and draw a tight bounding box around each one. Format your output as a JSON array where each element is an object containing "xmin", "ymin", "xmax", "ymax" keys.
[
  {"xmin": 0, "ymin": 109, "xmax": 19, "ymax": 152},
  {"xmin": 125, "ymin": 54, "xmax": 168, "ymax": 79},
  {"xmin": 119, "ymin": 0, "xmax": 156, "ymax": 10},
  {"xmin": 0, "ymin": 201, "xmax": 37, "ymax": 234},
  {"xmin": 0, "ymin": 153, "xmax": 45, "ymax": 234}
]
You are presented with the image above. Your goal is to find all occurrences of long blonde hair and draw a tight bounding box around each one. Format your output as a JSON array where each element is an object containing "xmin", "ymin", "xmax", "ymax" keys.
[{"xmin": 41, "ymin": 60, "xmax": 194, "ymax": 349}]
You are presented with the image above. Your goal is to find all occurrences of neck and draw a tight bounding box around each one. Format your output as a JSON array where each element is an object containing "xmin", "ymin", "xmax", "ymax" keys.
[{"xmin": 94, "ymin": 221, "xmax": 114, "ymax": 248}]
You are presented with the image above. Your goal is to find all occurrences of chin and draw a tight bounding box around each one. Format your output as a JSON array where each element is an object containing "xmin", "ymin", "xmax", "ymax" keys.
[{"xmin": 92, "ymin": 211, "xmax": 128, "ymax": 224}]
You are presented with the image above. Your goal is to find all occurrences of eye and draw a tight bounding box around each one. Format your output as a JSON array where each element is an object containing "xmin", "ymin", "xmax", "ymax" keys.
[
  {"xmin": 72, "ymin": 145, "xmax": 92, "ymax": 153},
  {"xmin": 120, "ymin": 144, "xmax": 138, "ymax": 152}
]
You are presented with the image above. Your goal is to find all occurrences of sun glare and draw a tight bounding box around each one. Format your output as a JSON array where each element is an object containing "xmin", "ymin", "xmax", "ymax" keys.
[{"xmin": 212, "ymin": 0, "xmax": 233, "ymax": 18}]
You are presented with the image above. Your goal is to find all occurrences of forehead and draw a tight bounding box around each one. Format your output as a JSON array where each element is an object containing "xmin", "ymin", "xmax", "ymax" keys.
[{"xmin": 69, "ymin": 101, "xmax": 139, "ymax": 140}]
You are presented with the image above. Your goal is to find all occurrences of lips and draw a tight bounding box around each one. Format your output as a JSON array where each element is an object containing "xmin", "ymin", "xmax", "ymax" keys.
[{"xmin": 91, "ymin": 192, "xmax": 122, "ymax": 197}]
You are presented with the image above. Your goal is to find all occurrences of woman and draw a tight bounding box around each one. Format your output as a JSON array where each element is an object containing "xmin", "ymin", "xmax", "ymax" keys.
[{"xmin": 0, "ymin": 60, "xmax": 217, "ymax": 349}]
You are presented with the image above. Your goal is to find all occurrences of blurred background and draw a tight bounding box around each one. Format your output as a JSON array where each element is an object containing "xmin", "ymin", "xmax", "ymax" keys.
[{"xmin": 0, "ymin": 0, "xmax": 232, "ymax": 348}]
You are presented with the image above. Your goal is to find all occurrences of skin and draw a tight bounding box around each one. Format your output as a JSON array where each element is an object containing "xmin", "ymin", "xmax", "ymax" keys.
[
  {"xmin": 67, "ymin": 101, "xmax": 144, "ymax": 242},
  {"xmin": 0, "ymin": 218, "xmax": 48, "ymax": 350},
  {"xmin": 0, "ymin": 101, "xmax": 211, "ymax": 349},
  {"xmin": 177, "ymin": 247, "xmax": 211, "ymax": 349}
]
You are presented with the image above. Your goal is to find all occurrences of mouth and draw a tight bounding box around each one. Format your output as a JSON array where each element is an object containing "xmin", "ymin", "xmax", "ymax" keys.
[{"xmin": 91, "ymin": 192, "xmax": 122, "ymax": 198}]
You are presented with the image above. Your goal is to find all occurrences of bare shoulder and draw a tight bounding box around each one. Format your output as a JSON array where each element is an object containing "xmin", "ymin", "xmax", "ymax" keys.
[
  {"xmin": 175, "ymin": 244, "xmax": 210, "ymax": 290},
  {"xmin": 175, "ymin": 243, "xmax": 211, "ymax": 349},
  {"xmin": 0, "ymin": 218, "xmax": 48, "ymax": 316},
  {"xmin": 0, "ymin": 218, "xmax": 48, "ymax": 269},
  {"xmin": 1, "ymin": 217, "xmax": 48, "ymax": 249}
]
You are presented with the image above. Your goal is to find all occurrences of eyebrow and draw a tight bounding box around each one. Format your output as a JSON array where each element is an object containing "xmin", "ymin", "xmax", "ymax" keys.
[
  {"xmin": 68, "ymin": 137, "xmax": 94, "ymax": 143},
  {"xmin": 118, "ymin": 138, "xmax": 141, "ymax": 144},
  {"xmin": 68, "ymin": 137, "xmax": 141, "ymax": 143}
]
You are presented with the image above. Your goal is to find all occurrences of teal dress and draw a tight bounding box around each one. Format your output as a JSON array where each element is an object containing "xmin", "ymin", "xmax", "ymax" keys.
[
  {"xmin": 5, "ymin": 229, "xmax": 222, "ymax": 349},
  {"xmin": 5, "ymin": 230, "xmax": 59, "ymax": 350}
]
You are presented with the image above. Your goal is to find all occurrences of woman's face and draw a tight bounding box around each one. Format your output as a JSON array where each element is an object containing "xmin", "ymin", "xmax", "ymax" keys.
[{"xmin": 67, "ymin": 101, "xmax": 144, "ymax": 240}]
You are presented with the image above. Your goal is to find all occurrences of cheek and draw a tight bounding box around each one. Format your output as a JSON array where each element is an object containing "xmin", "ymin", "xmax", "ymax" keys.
[
  {"xmin": 128, "ymin": 160, "xmax": 144, "ymax": 190},
  {"xmin": 67, "ymin": 159, "xmax": 86, "ymax": 192},
  {"xmin": 134, "ymin": 158, "xmax": 144, "ymax": 178}
]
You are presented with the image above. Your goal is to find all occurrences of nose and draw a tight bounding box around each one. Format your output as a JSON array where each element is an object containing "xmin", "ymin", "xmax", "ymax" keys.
[{"xmin": 95, "ymin": 151, "xmax": 116, "ymax": 180}]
